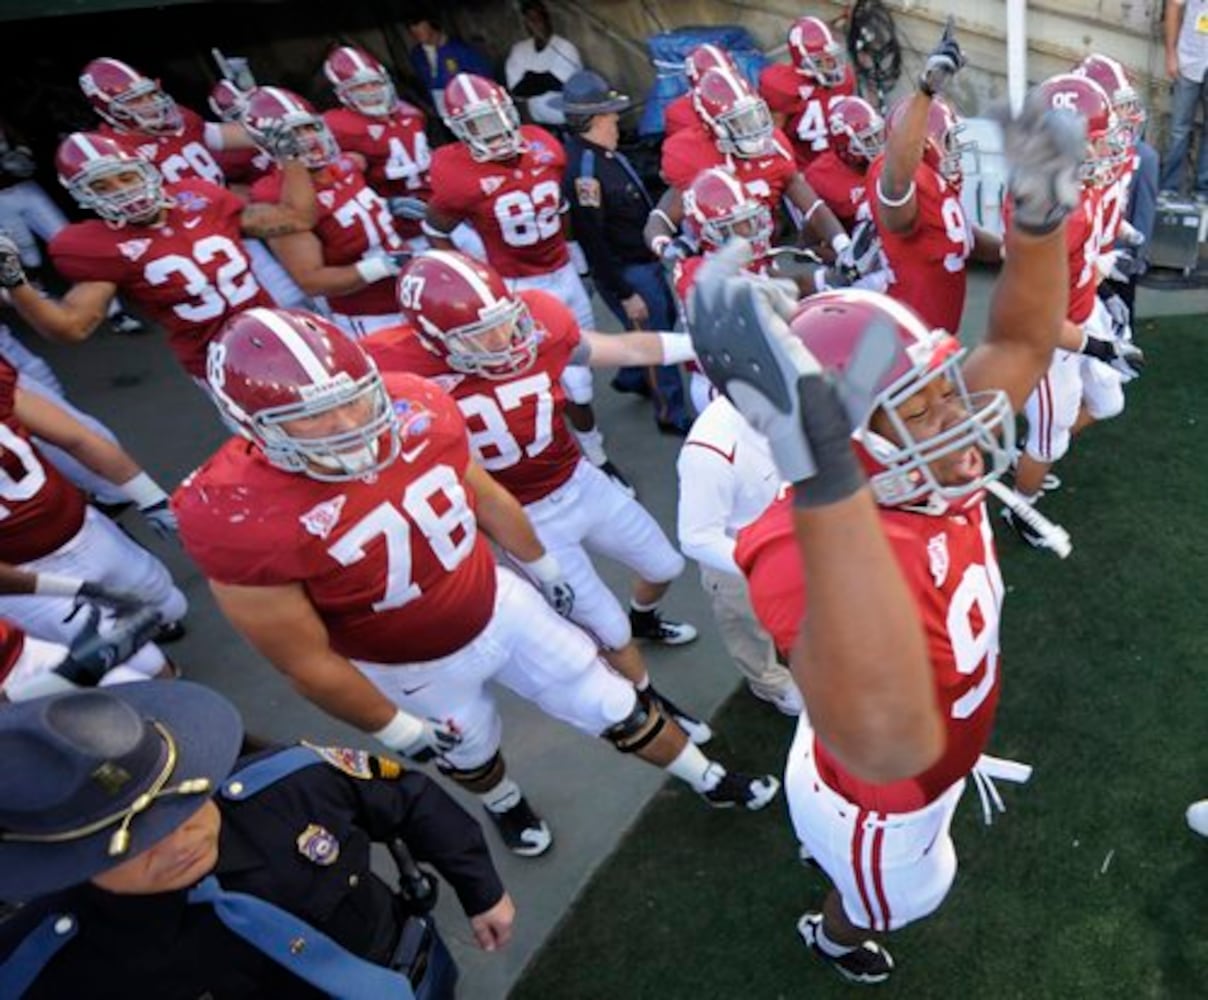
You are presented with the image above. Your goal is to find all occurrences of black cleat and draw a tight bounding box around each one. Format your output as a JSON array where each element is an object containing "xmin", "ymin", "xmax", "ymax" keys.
[
  {"xmin": 641, "ymin": 685, "xmax": 712, "ymax": 745},
  {"xmin": 1000, "ymin": 506, "xmax": 1047, "ymax": 549},
  {"xmin": 630, "ymin": 608, "xmax": 698, "ymax": 646},
  {"xmin": 797, "ymin": 912, "xmax": 894, "ymax": 984},
  {"xmin": 699, "ymin": 764, "xmax": 780, "ymax": 811},
  {"xmin": 153, "ymin": 620, "xmax": 187, "ymax": 644},
  {"xmin": 485, "ymin": 796, "xmax": 552, "ymax": 858}
]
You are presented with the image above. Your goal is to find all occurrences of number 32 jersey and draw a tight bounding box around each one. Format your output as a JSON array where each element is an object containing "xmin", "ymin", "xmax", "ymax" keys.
[
  {"xmin": 427, "ymin": 125, "xmax": 570, "ymax": 278},
  {"xmin": 736, "ymin": 494, "xmax": 1004, "ymax": 813},
  {"xmin": 49, "ymin": 179, "xmax": 271, "ymax": 377},
  {"xmin": 173, "ymin": 373, "xmax": 498, "ymax": 664},
  {"xmin": 365, "ymin": 290, "xmax": 582, "ymax": 505}
]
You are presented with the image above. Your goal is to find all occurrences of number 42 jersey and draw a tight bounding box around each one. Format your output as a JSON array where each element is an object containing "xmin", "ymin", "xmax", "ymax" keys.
[{"xmin": 427, "ymin": 124, "xmax": 570, "ymax": 278}]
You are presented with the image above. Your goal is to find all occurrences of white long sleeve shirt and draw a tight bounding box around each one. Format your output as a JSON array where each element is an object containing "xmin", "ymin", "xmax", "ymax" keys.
[{"xmin": 676, "ymin": 397, "xmax": 783, "ymax": 575}]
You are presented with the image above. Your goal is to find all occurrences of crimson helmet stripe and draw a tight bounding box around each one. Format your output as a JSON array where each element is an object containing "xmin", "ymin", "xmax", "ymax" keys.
[
  {"xmin": 242, "ymin": 308, "xmax": 335, "ymax": 383},
  {"xmin": 424, "ymin": 250, "xmax": 506, "ymax": 308}
]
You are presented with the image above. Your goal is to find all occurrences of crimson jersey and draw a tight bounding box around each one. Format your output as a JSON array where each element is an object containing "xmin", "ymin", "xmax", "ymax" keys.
[
  {"xmin": 1004, "ymin": 189, "xmax": 1102, "ymax": 325},
  {"xmin": 804, "ymin": 150, "xmax": 870, "ymax": 231},
  {"xmin": 365, "ymin": 290, "xmax": 581, "ymax": 505},
  {"xmin": 0, "ymin": 361, "xmax": 86, "ymax": 563},
  {"xmin": 759, "ymin": 62, "xmax": 856, "ymax": 171},
  {"xmin": 324, "ymin": 105, "xmax": 432, "ymax": 240},
  {"xmin": 867, "ymin": 156, "xmax": 972, "ymax": 334},
  {"xmin": 50, "ymin": 179, "xmax": 270, "ymax": 377},
  {"xmin": 100, "ymin": 107, "xmax": 226, "ymax": 187},
  {"xmin": 661, "ymin": 127, "xmax": 798, "ymax": 222},
  {"xmin": 213, "ymin": 146, "xmax": 274, "ymax": 189},
  {"xmin": 0, "ymin": 618, "xmax": 26, "ymax": 686},
  {"xmin": 427, "ymin": 124, "xmax": 569, "ymax": 278},
  {"xmin": 174, "ymin": 373, "xmax": 497, "ymax": 664},
  {"xmin": 663, "ymin": 94, "xmax": 706, "ymax": 138},
  {"xmin": 1097, "ymin": 153, "xmax": 1137, "ymax": 250},
  {"xmin": 736, "ymin": 493, "xmax": 1004, "ymax": 813},
  {"xmin": 252, "ymin": 155, "xmax": 403, "ymax": 318}
]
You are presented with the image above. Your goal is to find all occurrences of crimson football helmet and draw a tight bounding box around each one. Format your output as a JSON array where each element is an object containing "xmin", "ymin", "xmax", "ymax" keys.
[
  {"xmin": 684, "ymin": 43, "xmax": 737, "ymax": 86},
  {"xmin": 787, "ymin": 290, "xmax": 1014, "ymax": 509},
  {"xmin": 207, "ymin": 307, "xmax": 399, "ymax": 481},
  {"xmin": 887, "ymin": 95, "xmax": 971, "ymax": 187},
  {"xmin": 693, "ymin": 66, "xmax": 774, "ymax": 158},
  {"xmin": 1075, "ymin": 53, "xmax": 1145, "ymax": 145},
  {"xmin": 208, "ymin": 79, "xmax": 251, "ymax": 123},
  {"xmin": 324, "ymin": 45, "xmax": 398, "ymax": 117},
  {"xmin": 442, "ymin": 74, "xmax": 524, "ymax": 162},
  {"xmin": 55, "ymin": 132, "xmax": 166, "ymax": 225},
  {"xmin": 396, "ymin": 250, "xmax": 538, "ymax": 379},
  {"xmin": 1035, "ymin": 73, "xmax": 1124, "ymax": 187},
  {"xmin": 79, "ymin": 57, "xmax": 182, "ymax": 135},
  {"xmin": 787, "ymin": 16, "xmax": 847, "ymax": 87},
  {"xmin": 828, "ymin": 96, "xmax": 885, "ymax": 168},
  {"xmin": 242, "ymin": 86, "xmax": 339, "ymax": 169},
  {"xmin": 683, "ymin": 167, "xmax": 772, "ymax": 257}
]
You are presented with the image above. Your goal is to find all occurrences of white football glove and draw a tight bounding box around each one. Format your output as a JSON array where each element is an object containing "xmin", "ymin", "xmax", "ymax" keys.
[
  {"xmin": 0, "ymin": 233, "xmax": 27, "ymax": 289},
  {"xmin": 522, "ymin": 553, "xmax": 575, "ymax": 618}
]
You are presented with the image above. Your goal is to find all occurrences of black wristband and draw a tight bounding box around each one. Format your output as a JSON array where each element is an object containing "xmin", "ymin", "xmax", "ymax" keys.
[
  {"xmin": 917, "ymin": 75, "xmax": 936, "ymax": 99},
  {"xmin": 790, "ymin": 376, "xmax": 867, "ymax": 509}
]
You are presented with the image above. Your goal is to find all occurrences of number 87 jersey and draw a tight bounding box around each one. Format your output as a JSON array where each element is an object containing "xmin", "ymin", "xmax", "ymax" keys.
[{"xmin": 427, "ymin": 122, "xmax": 571, "ymax": 278}]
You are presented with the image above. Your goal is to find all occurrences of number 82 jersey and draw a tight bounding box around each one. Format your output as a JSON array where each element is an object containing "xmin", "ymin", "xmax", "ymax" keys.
[{"xmin": 427, "ymin": 124, "xmax": 570, "ymax": 278}]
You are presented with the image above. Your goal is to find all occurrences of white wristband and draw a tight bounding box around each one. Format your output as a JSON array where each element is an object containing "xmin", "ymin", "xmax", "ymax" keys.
[
  {"xmin": 658, "ymin": 332, "xmax": 696, "ymax": 365},
  {"xmin": 831, "ymin": 232, "xmax": 852, "ymax": 254},
  {"xmin": 650, "ymin": 234, "xmax": 670, "ymax": 256},
  {"xmin": 355, "ymin": 256, "xmax": 394, "ymax": 285},
  {"xmin": 522, "ymin": 552, "xmax": 561, "ymax": 584},
  {"xmin": 372, "ymin": 709, "xmax": 424, "ymax": 751},
  {"xmin": 119, "ymin": 472, "xmax": 168, "ymax": 510},
  {"xmin": 34, "ymin": 573, "xmax": 84, "ymax": 598}
]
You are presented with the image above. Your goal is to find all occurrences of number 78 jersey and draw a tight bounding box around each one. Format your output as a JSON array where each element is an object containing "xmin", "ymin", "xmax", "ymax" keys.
[
  {"xmin": 427, "ymin": 124, "xmax": 571, "ymax": 278},
  {"xmin": 173, "ymin": 373, "xmax": 499, "ymax": 664}
]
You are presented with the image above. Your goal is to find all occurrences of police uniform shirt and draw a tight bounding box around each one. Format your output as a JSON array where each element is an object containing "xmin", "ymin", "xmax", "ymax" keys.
[
  {"xmin": 0, "ymin": 746, "xmax": 504, "ymax": 999},
  {"xmin": 563, "ymin": 134, "xmax": 657, "ymax": 303}
]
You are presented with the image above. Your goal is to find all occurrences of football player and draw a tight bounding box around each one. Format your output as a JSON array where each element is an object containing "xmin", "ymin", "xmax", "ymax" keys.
[
  {"xmin": 867, "ymin": 23, "xmax": 1002, "ymax": 335},
  {"xmin": 322, "ymin": 45, "xmax": 433, "ymax": 253},
  {"xmin": 0, "ymin": 357, "xmax": 183, "ymax": 681},
  {"xmin": 685, "ymin": 87, "xmax": 1085, "ymax": 982},
  {"xmin": 1, "ymin": 132, "xmax": 313, "ymax": 383},
  {"xmin": 804, "ymin": 95, "xmax": 884, "ymax": 232},
  {"xmin": 365, "ymin": 249, "xmax": 710, "ymax": 740},
  {"xmin": 176, "ymin": 307, "xmax": 780, "ymax": 858},
  {"xmin": 422, "ymin": 74, "xmax": 630, "ymax": 493},
  {"xmin": 663, "ymin": 44, "xmax": 734, "ymax": 139},
  {"xmin": 243, "ymin": 86, "xmax": 413, "ymax": 339},
  {"xmin": 759, "ymin": 16, "xmax": 857, "ymax": 172}
]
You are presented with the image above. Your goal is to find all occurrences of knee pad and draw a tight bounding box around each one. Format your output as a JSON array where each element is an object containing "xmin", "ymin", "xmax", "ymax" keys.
[
  {"xmin": 439, "ymin": 750, "xmax": 506, "ymax": 794},
  {"xmin": 602, "ymin": 688, "xmax": 667, "ymax": 754}
]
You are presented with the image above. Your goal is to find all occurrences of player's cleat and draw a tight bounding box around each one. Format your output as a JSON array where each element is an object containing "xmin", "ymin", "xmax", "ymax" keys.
[
  {"xmin": 108, "ymin": 310, "xmax": 146, "ymax": 334},
  {"xmin": 641, "ymin": 685, "xmax": 712, "ymax": 745},
  {"xmin": 797, "ymin": 912, "xmax": 895, "ymax": 985},
  {"xmin": 599, "ymin": 460, "xmax": 636, "ymax": 499},
  {"xmin": 1187, "ymin": 800, "xmax": 1208, "ymax": 837},
  {"xmin": 750, "ymin": 682, "xmax": 804, "ymax": 716},
  {"xmin": 1000, "ymin": 506, "xmax": 1048, "ymax": 550},
  {"xmin": 485, "ymin": 796, "xmax": 552, "ymax": 857},
  {"xmin": 630, "ymin": 608, "xmax": 698, "ymax": 646},
  {"xmin": 1009, "ymin": 451, "xmax": 1061, "ymax": 493},
  {"xmin": 153, "ymin": 620, "xmax": 187, "ymax": 644},
  {"xmin": 699, "ymin": 765, "xmax": 780, "ymax": 811}
]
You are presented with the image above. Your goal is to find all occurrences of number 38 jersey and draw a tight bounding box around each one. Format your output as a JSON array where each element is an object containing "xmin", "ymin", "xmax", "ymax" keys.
[
  {"xmin": 735, "ymin": 494, "xmax": 1004, "ymax": 813},
  {"xmin": 365, "ymin": 290, "xmax": 582, "ymax": 505},
  {"xmin": 100, "ymin": 107, "xmax": 226, "ymax": 187},
  {"xmin": 49, "ymin": 179, "xmax": 271, "ymax": 378},
  {"xmin": 867, "ymin": 157, "xmax": 973, "ymax": 336},
  {"xmin": 427, "ymin": 125, "xmax": 570, "ymax": 278},
  {"xmin": 173, "ymin": 373, "xmax": 498, "ymax": 664}
]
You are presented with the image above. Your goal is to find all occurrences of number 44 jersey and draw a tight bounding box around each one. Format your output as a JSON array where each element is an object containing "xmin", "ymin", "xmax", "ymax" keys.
[
  {"xmin": 427, "ymin": 124, "xmax": 570, "ymax": 278},
  {"xmin": 173, "ymin": 372, "xmax": 499, "ymax": 664},
  {"xmin": 49, "ymin": 179, "xmax": 271, "ymax": 378}
]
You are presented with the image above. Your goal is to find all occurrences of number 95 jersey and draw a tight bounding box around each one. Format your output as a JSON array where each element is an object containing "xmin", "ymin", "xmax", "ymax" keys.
[
  {"xmin": 735, "ymin": 494, "xmax": 1004, "ymax": 813},
  {"xmin": 173, "ymin": 373, "xmax": 498, "ymax": 663},
  {"xmin": 427, "ymin": 124, "xmax": 569, "ymax": 278},
  {"xmin": 48, "ymin": 179, "xmax": 271, "ymax": 378}
]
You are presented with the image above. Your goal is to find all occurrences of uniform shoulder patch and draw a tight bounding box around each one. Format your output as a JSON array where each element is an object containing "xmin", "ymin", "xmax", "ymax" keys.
[
  {"xmin": 302, "ymin": 741, "xmax": 405, "ymax": 780},
  {"xmin": 574, "ymin": 176, "xmax": 602, "ymax": 208}
]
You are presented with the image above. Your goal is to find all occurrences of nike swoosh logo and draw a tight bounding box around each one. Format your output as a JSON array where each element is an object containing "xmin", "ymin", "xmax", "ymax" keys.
[
  {"xmin": 183, "ymin": 217, "xmax": 202, "ymax": 229},
  {"xmin": 400, "ymin": 441, "xmax": 429, "ymax": 463},
  {"xmin": 402, "ymin": 683, "xmax": 429, "ymax": 695}
]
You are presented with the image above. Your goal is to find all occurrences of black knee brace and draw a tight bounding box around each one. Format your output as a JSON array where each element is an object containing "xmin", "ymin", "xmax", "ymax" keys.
[
  {"xmin": 439, "ymin": 751, "xmax": 506, "ymax": 794},
  {"xmin": 602, "ymin": 691, "xmax": 667, "ymax": 754}
]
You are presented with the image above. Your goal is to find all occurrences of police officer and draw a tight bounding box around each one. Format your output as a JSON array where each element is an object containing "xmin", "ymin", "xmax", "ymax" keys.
[
  {"xmin": 558, "ymin": 70, "xmax": 690, "ymax": 434},
  {"xmin": 0, "ymin": 682, "xmax": 514, "ymax": 999}
]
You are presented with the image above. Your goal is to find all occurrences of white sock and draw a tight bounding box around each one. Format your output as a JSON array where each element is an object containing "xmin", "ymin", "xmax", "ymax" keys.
[
  {"xmin": 630, "ymin": 598, "xmax": 658, "ymax": 614},
  {"xmin": 814, "ymin": 919, "xmax": 858, "ymax": 957},
  {"xmin": 665, "ymin": 744, "xmax": 722, "ymax": 792},
  {"xmin": 480, "ymin": 777, "xmax": 522, "ymax": 814},
  {"xmin": 573, "ymin": 426, "xmax": 607, "ymax": 465}
]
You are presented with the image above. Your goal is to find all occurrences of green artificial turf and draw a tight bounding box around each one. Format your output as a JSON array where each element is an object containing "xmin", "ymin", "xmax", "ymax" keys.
[{"xmin": 515, "ymin": 314, "xmax": 1208, "ymax": 1000}]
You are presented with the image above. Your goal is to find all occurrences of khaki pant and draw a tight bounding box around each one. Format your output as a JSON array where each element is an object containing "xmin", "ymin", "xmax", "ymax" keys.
[{"xmin": 700, "ymin": 565, "xmax": 795, "ymax": 699}]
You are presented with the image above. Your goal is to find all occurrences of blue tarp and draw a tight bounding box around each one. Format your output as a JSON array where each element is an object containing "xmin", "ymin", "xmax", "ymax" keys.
[{"xmin": 639, "ymin": 25, "xmax": 767, "ymax": 138}]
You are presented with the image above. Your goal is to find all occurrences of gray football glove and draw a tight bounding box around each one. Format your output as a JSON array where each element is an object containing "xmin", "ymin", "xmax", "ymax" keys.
[
  {"xmin": 919, "ymin": 17, "xmax": 966, "ymax": 98},
  {"xmin": 387, "ymin": 196, "xmax": 429, "ymax": 221},
  {"xmin": 257, "ymin": 122, "xmax": 304, "ymax": 161},
  {"xmin": 78, "ymin": 580, "xmax": 154, "ymax": 615},
  {"xmin": 399, "ymin": 719, "xmax": 463, "ymax": 763},
  {"xmin": 1081, "ymin": 335, "xmax": 1145, "ymax": 380},
  {"xmin": 55, "ymin": 605, "xmax": 164, "ymax": 687},
  {"xmin": 999, "ymin": 90, "xmax": 1086, "ymax": 235},
  {"xmin": 0, "ymin": 233, "xmax": 27, "ymax": 288},
  {"xmin": 834, "ymin": 219, "xmax": 883, "ymax": 281}
]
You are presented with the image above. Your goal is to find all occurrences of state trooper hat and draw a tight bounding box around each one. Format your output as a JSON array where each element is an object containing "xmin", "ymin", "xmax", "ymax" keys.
[
  {"xmin": 553, "ymin": 69, "xmax": 632, "ymax": 118},
  {"xmin": 0, "ymin": 682, "xmax": 243, "ymax": 901}
]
